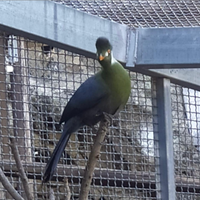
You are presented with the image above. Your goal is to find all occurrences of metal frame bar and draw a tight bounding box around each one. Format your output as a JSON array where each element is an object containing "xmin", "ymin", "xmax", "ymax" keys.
[
  {"xmin": 2, "ymin": 161, "xmax": 200, "ymax": 193},
  {"xmin": 137, "ymin": 27, "xmax": 200, "ymax": 68},
  {"xmin": 152, "ymin": 78, "xmax": 176, "ymax": 200}
]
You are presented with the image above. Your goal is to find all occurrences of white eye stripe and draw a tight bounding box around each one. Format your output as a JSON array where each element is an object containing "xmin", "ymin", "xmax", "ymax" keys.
[{"xmin": 97, "ymin": 51, "xmax": 110, "ymax": 58}]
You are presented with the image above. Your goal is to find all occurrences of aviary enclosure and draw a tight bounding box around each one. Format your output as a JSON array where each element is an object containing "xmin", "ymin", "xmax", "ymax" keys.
[{"xmin": 0, "ymin": 1, "xmax": 200, "ymax": 199}]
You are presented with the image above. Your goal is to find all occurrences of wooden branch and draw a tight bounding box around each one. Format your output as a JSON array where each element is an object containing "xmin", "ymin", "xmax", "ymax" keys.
[
  {"xmin": 64, "ymin": 178, "xmax": 71, "ymax": 200},
  {"xmin": 49, "ymin": 189, "xmax": 55, "ymax": 200},
  {"xmin": 9, "ymin": 137, "xmax": 34, "ymax": 200},
  {"xmin": 79, "ymin": 115, "xmax": 110, "ymax": 200},
  {"xmin": 0, "ymin": 167, "xmax": 24, "ymax": 200}
]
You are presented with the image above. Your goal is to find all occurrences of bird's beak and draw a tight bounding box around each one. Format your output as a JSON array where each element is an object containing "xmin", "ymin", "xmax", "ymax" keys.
[{"xmin": 99, "ymin": 55, "xmax": 105, "ymax": 61}]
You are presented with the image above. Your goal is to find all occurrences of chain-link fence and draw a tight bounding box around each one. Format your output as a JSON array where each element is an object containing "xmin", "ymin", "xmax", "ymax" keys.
[{"xmin": 0, "ymin": 0, "xmax": 200, "ymax": 200}]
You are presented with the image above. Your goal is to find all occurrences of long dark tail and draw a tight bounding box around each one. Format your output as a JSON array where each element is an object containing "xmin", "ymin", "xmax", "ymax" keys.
[{"xmin": 43, "ymin": 117, "xmax": 82, "ymax": 183}]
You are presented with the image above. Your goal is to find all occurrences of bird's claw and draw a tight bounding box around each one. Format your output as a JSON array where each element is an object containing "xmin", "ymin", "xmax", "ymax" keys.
[
  {"xmin": 91, "ymin": 126, "xmax": 98, "ymax": 134},
  {"xmin": 102, "ymin": 112, "xmax": 112, "ymax": 124}
]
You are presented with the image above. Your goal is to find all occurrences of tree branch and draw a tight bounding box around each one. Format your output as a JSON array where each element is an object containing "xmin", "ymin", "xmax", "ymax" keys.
[
  {"xmin": 9, "ymin": 137, "xmax": 34, "ymax": 200},
  {"xmin": 64, "ymin": 178, "xmax": 71, "ymax": 200},
  {"xmin": 79, "ymin": 115, "xmax": 110, "ymax": 200},
  {"xmin": 0, "ymin": 167, "xmax": 24, "ymax": 200},
  {"xmin": 49, "ymin": 188, "xmax": 55, "ymax": 200}
]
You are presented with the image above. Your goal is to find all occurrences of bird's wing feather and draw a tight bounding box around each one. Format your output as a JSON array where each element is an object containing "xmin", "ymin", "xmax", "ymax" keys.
[{"xmin": 60, "ymin": 73, "xmax": 109, "ymax": 124}]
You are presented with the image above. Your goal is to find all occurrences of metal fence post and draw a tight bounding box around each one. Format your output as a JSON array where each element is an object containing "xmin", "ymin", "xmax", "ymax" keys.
[{"xmin": 152, "ymin": 78, "xmax": 176, "ymax": 200}]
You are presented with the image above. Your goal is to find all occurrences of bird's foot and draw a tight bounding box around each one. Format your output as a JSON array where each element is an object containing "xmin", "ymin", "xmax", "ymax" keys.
[
  {"xmin": 91, "ymin": 126, "xmax": 98, "ymax": 135},
  {"xmin": 102, "ymin": 112, "xmax": 112, "ymax": 124}
]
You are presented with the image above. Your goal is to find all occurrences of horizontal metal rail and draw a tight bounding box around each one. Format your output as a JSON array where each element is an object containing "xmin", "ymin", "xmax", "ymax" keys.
[{"xmin": 1, "ymin": 161, "xmax": 200, "ymax": 195}]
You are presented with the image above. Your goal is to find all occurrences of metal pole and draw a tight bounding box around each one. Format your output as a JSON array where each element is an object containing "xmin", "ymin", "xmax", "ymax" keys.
[{"xmin": 152, "ymin": 78, "xmax": 176, "ymax": 200}]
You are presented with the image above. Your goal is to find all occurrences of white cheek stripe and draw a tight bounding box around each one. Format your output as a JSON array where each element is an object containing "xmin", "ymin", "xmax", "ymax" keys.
[{"xmin": 111, "ymin": 53, "xmax": 117, "ymax": 65}]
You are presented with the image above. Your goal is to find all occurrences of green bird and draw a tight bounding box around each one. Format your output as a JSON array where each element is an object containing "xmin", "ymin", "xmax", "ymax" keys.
[{"xmin": 43, "ymin": 37, "xmax": 131, "ymax": 182}]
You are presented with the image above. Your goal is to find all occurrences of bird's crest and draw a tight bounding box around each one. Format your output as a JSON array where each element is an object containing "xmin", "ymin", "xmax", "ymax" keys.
[{"xmin": 96, "ymin": 37, "xmax": 112, "ymax": 51}]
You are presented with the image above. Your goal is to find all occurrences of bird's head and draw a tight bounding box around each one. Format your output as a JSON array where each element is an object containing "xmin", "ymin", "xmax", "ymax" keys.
[{"xmin": 95, "ymin": 37, "xmax": 113, "ymax": 64}]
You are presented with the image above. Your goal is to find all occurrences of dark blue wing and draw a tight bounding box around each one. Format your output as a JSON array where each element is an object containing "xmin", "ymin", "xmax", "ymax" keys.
[{"xmin": 59, "ymin": 73, "xmax": 109, "ymax": 124}]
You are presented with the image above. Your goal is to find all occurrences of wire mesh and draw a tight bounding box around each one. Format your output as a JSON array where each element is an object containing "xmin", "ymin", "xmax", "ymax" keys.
[
  {"xmin": 171, "ymin": 84, "xmax": 200, "ymax": 200},
  {"xmin": 0, "ymin": 32, "xmax": 157, "ymax": 199},
  {"xmin": 53, "ymin": 0, "xmax": 200, "ymax": 28}
]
